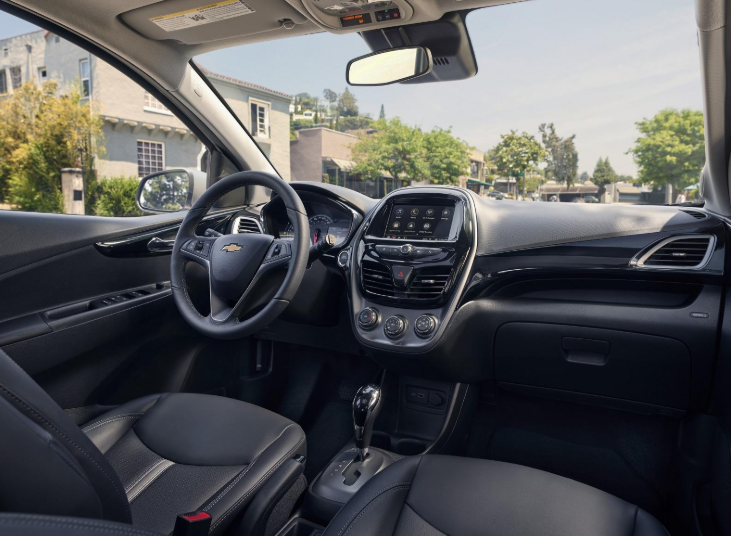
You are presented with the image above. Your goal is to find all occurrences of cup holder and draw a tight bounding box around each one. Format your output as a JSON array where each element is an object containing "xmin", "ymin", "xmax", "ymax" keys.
[
  {"xmin": 370, "ymin": 431, "xmax": 427, "ymax": 456},
  {"xmin": 394, "ymin": 438, "xmax": 427, "ymax": 456}
]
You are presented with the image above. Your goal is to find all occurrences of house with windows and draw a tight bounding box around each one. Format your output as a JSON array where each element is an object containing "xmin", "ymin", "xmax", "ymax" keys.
[{"xmin": 0, "ymin": 30, "xmax": 293, "ymax": 181}]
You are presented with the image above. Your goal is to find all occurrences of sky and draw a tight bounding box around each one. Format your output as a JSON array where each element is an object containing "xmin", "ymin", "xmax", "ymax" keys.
[{"xmin": 0, "ymin": 0, "xmax": 702, "ymax": 176}]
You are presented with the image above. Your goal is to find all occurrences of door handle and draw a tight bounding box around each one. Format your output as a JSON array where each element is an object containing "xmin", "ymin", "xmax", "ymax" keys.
[{"xmin": 147, "ymin": 237, "xmax": 175, "ymax": 252}]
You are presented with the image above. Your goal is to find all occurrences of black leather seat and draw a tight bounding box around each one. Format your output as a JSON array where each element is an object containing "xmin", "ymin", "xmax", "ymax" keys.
[
  {"xmin": 0, "ymin": 349, "xmax": 306, "ymax": 535},
  {"xmin": 322, "ymin": 455, "xmax": 668, "ymax": 536}
]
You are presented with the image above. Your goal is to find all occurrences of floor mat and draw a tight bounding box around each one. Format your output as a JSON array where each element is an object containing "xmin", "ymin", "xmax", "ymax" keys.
[{"xmin": 465, "ymin": 387, "xmax": 679, "ymax": 522}]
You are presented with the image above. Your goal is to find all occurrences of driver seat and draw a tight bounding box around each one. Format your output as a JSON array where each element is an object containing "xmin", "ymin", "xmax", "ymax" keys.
[{"xmin": 0, "ymin": 348, "xmax": 306, "ymax": 535}]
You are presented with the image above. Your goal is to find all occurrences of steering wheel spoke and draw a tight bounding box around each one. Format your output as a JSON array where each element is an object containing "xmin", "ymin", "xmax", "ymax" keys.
[{"xmin": 180, "ymin": 236, "xmax": 217, "ymax": 268}]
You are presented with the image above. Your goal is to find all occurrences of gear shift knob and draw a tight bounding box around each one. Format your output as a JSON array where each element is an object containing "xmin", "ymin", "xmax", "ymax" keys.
[{"xmin": 353, "ymin": 384, "xmax": 382, "ymax": 462}]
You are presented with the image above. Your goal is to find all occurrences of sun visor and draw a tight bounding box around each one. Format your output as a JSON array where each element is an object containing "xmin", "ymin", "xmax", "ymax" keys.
[{"xmin": 121, "ymin": 0, "xmax": 309, "ymax": 44}]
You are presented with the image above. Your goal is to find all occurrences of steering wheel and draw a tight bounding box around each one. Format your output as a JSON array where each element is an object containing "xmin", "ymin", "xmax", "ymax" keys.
[{"xmin": 170, "ymin": 171, "xmax": 309, "ymax": 339}]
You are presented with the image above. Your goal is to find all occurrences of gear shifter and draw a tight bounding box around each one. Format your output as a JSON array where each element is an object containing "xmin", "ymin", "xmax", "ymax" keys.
[{"xmin": 352, "ymin": 384, "xmax": 382, "ymax": 462}]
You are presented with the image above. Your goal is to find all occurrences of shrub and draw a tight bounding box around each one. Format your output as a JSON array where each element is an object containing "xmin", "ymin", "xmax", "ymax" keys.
[
  {"xmin": 7, "ymin": 142, "xmax": 64, "ymax": 213},
  {"xmin": 93, "ymin": 176, "xmax": 143, "ymax": 217}
]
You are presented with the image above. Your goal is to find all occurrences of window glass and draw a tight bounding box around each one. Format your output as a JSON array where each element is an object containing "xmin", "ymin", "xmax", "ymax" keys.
[
  {"xmin": 144, "ymin": 91, "xmax": 172, "ymax": 114},
  {"xmin": 0, "ymin": 13, "xmax": 206, "ymax": 216},
  {"xmin": 195, "ymin": 0, "xmax": 704, "ymax": 204},
  {"xmin": 79, "ymin": 58, "xmax": 90, "ymax": 97},
  {"xmin": 137, "ymin": 140, "xmax": 165, "ymax": 177},
  {"xmin": 9, "ymin": 65, "xmax": 20, "ymax": 89}
]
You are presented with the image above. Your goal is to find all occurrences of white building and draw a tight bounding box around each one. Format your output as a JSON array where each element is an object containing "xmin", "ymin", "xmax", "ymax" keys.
[{"xmin": 0, "ymin": 30, "xmax": 293, "ymax": 180}]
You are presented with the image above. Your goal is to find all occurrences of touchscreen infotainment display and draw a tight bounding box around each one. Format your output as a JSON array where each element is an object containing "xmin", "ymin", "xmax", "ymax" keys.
[{"xmin": 384, "ymin": 204, "xmax": 454, "ymax": 240}]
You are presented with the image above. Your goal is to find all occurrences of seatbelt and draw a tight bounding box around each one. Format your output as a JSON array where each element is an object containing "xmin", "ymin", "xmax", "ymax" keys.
[{"xmin": 173, "ymin": 511, "xmax": 212, "ymax": 536}]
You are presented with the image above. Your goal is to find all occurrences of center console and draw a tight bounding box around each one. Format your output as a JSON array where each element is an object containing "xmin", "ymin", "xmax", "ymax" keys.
[{"xmin": 342, "ymin": 187, "xmax": 477, "ymax": 353}]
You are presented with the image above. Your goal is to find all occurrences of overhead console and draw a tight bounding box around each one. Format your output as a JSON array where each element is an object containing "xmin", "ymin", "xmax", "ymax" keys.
[
  {"xmin": 290, "ymin": 0, "xmax": 414, "ymax": 32},
  {"xmin": 343, "ymin": 187, "xmax": 476, "ymax": 353}
]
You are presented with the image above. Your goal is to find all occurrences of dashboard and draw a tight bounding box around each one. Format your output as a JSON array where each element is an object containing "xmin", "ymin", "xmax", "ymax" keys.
[
  {"xmin": 259, "ymin": 191, "xmax": 356, "ymax": 248},
  {"xmin": 224, "ymin": 181, "xmax": 727, "ymax": 413}
]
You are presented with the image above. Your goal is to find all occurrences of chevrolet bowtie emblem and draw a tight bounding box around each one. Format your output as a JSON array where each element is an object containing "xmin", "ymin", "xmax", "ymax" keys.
[{"xmin": 222, "ymin": 244, "xmax": 242, "ymax": 253}]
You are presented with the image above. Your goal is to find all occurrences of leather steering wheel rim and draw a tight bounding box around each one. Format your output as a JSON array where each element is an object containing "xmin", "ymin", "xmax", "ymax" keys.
[{"xmin": 170, "ymin": 171, "xmax": 309, "ymax": 339}]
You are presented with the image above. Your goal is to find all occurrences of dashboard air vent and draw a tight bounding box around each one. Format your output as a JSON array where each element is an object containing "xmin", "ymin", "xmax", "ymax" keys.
[
  {"xmin": 681, "ymin": 210, "xmax": 707, "ymax": 220},
  {"xmin": 235, "ymin": 217, "xmax": 262, "ymax": 234},
  {"xmin": 407, "ymin": 267, "xmax": 453, "ymax": 299},
  {"xmin": 361, "ymin": 261, "xmax": 395, "ymax": 297},
  {"xmin": 632, "ymin": 235, "xmax": 714, "ymax": 269}
]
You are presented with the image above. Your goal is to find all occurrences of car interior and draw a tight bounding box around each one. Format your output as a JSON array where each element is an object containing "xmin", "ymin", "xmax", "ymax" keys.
[{"xmin": 0, "ymin": 0, "xmax": 730, "ymax": 535}]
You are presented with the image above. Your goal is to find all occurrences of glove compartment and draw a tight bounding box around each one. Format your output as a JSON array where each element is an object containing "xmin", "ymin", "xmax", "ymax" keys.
[{"xmin": 495, "ymin": 322, "xmax": 691, "ymax": 409}]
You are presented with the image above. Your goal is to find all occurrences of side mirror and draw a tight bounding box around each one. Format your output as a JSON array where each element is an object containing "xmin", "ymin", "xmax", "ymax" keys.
[
  {"xmin": 347, "ymin": 46, "xmax": 433, "ymax": 86},
  {"xmin": 136, "ymin": 169, "xmax": 204, "ymax": 213}
]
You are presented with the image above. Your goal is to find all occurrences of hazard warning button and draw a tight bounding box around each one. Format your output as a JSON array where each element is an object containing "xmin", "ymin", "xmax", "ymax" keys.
[{"xmin": 391, "ymin": 265, "xmax": 413, "ymax": 287}]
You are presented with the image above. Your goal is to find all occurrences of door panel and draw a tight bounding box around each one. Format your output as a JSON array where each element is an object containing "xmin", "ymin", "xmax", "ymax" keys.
[{"xmin": 0, "ymin": 209, "xmax": 238, "ymax": 415}]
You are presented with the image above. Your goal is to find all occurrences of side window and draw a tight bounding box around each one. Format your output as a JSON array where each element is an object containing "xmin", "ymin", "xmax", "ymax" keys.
[
  {"xmin": 0, "ymin": 14, "xmax": 206, "ymax": 217},
  {"xmin": 250, "ymin": 100, "xmax": 270, "ymax": 138},
  {"xmin": 9, "ymin": 65, "xmax": 21, "ymax": 89}
]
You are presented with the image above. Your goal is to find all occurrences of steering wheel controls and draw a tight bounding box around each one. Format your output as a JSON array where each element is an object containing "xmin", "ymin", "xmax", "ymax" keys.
[
  {"xmin": 358, "ymin": 307, "xmax": 380, "ymax": 330},
  {"xmin": 414, "ymin": 314, "xmax": 438, "ymax": 338},
  {"xmin": 263, "ymin": 240, "xmax": 292, "ymax": 263},
  {"xmin": 384, "ymin": 315, "xmax": 407, "ymax": 339},
  {"xmin": 184, "ymin": 238, "xmax": 212, "ymax": 259}
]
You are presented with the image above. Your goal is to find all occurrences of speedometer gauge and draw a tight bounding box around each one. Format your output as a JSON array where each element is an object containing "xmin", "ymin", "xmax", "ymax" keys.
[{"xmin": 285, "ymin": 214, "xmax": 334, "ymax": 244}]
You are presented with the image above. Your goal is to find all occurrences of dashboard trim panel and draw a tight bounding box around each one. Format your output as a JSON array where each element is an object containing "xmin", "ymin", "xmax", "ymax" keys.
[{"xmin": 348, "ymin": 187, "xmax": 478, "ymax": 353}]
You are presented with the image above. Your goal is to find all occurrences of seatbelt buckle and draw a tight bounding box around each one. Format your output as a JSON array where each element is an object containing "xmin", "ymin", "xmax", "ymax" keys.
[{"xmin": 173, "ymin": 511, "xmax": 212, "ymax": 536}]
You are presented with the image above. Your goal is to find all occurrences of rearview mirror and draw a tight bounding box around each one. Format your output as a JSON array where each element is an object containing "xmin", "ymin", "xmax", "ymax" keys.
[
  {"xmin": 347, "ymin": 46, "xmax": 432, "ymax": 86},
  {"xmin": 136, "ymin": 169, "xmax": 195, "ymax": 213}
]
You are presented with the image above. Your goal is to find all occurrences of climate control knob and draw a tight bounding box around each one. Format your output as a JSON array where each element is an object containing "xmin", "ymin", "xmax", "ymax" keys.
[
  {"xmin": 384, "ymin": 315, "xmax": 407, "ymax": 338},
  {"xmin": 358, "ymin": 308, "xmax": 380, "ymax": 330},
  {"xmin": 400, "ymin": 243, "xmax": 413, "ymax": 256},
  {"xmin": 414, "ymin": 314, "xmax": 438, "ymax": 338}
]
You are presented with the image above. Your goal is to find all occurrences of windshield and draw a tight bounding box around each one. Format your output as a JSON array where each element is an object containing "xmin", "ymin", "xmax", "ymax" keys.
[{"xmin": 196, "ymin": 0, "xmax": 703, "ymax": 205}]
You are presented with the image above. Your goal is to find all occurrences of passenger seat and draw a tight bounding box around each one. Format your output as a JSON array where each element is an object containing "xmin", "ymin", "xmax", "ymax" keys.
[
  {"xmin": 322, "ymin": 455, "xmax": 668, "ymax": 536},
  {"xmin": 0, "ymin": 454, "xmax": 668, "ymax": 536}
]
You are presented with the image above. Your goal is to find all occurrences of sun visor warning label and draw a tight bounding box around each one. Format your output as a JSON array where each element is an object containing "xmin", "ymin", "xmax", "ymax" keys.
[{"xmin": 150, "ymin": 0, "xmax": 255, "ymax": 32}]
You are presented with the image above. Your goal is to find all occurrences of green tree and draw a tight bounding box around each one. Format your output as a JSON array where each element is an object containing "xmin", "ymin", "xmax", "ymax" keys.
[
  {"xmin": 0, "ymin": 81, "xmax": 104, "ymax": 212},
  {"xmin": 539, "ymin": 123, "xmax": 578, "ymax": 188},
  {"xmin": 628, "ymin": 108, "xmax": 705, "ymax": 199},
  {"xmin": 293, "ymin": 92, "xmax": 317, "ymax": 111},
  {"xmin": 352, "ymin": 119, "xmax": 471, "ymax": 186},
  {"xmin": 338, "ymin": 88, "xmax": 359, "ymax": 118},
  {"xmin": 491, "ymin": 131, "xmax": 546, "ymax": 198},
  {"xmin": 423, "ymin": 128, "xmax": 471, "ymax": 185},
  {"xmin": 336, "ymin": 116, "xmax": 373, "ymax": 132},
  {"xmin": 593, "ymin": 157, "xmax": 618, "ymax": 199},
  {"xmin": 379, "ymin": 104, "xmax": 386, "ymax": 120},
  {"xmin": 323, "ymin": 89, "xmax": 338, "ymax": 104},
  {"xmin": 93, "ymin": 176, "xmax": 143, "ymax": 217},
  {"xmin": 352, "ymin": 118, "xmax": 427, "ymax": 184},
  {"xmin": 579, "ymin": 171, "xmax": 590, "ymax": 183}
]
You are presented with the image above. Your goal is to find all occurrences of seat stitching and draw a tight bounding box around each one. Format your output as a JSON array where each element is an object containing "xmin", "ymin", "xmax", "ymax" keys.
[
  {"xmin": 82, "ymin": 414, "xmax": 144, "ymax": 433},
  {"xmin": 0, "ymin": 383, "xmax": 132, "ymax": 522},
  {"xmin": 124, "ymin": 458, "xmax": 168, "ymax": 493},
  {"xmin": 0, "ymin": 515, "xmax": 160, "ymax": 536},
  {"xmin": 342, "ymin": 486, "xmax": 410, "ymax": 536},
  {"xmin": 209, "ymin": 434, "xmax": 305, "ymax": 530},
  {"xmin": 333, "ymin": 482, "xmax": 412, "ymax": 536},
  {"xmin": 128, "ymin": 461, "xmax": 175, "ymax": 502},
  {"xmin": 202, "ymin": 423, "xmax": 296, "ymax": 512}
]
